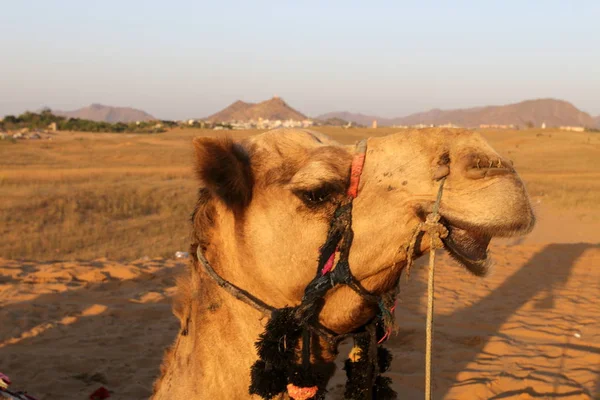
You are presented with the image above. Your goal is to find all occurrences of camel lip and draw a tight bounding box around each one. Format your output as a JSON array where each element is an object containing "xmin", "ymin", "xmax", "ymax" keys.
[
  {"xmin": 464, "ymin": 166, "xmax": 513, "ymax": 179},
  {"xmin": 440, "ymin": 224, "xmax": 491, "ymax": 276},
  {"xmin": 438, "ymin": 213, "xmax": 533, "ymax": 238}
]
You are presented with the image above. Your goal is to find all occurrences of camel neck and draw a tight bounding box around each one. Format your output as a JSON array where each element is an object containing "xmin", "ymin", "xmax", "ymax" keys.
[{"xmin": 153, "ymin": 273, "xmax": 268, "ymax": 399}]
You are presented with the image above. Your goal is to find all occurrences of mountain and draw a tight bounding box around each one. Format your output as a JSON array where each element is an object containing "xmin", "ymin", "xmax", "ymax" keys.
[
  {"xmin": 315, "ymin": 111, "xmax": 392, "ymax": 127},
  {"xmin": 392, "ymin": 99, "xmax": 595, "ymax": 128},
  {"xmin": 205, "ymin": 97, "xmax": 307, "ymax": 122},
  {"xmin": 594, "ymin": 115, "xmax": 600, "ymax": 128},
  {"xmin": 54, "ymin": 104, "xmax": 155, "ymax": 123},
  {"xmin": 321, "ymin": 99, "xmax": 595, "ymax": 128}
]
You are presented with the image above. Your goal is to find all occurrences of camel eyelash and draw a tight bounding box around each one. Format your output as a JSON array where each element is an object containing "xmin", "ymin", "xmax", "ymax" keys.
[
  {"xmin": 301, "ymin": 187, "xmax": 331, "ymax": 204},
  {"xmin": 292, "ymin": 181, "xmax": 345, "ymax": 207}
]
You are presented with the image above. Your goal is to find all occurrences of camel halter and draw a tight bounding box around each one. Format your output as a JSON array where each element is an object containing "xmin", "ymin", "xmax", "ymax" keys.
[{"xmin": 195, "ymin": 139, "xmax": 448, "ymax": 400}]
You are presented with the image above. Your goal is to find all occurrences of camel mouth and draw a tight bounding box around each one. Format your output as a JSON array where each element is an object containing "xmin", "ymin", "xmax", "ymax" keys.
[{"xmin": 441, "ymin": 225, "xmax": 491, "ymax": 276}]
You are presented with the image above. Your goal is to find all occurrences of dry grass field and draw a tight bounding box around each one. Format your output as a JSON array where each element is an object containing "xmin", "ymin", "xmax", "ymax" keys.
[
  {"xmin": 1, "ymin": 127, "xmax": 598, "ymax": 261},
  {"xmin": 1, "ymin": 127, "xmax": 599, "ymax": 399}
]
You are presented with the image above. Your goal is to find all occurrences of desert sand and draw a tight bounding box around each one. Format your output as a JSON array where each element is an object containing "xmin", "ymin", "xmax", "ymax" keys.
[
  {"xmin": 1, "ymin": 210, "xmax": 598, "ymax": 399},
  {"xmin": 0, "ymin": 128, "xmax": 599, "ymax": 399}
]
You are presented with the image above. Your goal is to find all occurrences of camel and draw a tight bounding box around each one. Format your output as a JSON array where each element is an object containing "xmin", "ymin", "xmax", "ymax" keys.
[{"xmin": 152, "ymin": 128, "xmax": 535, "ymax": 399}]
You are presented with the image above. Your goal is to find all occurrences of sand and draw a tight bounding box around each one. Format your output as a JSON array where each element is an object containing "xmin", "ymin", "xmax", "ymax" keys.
[
  {"xmin": 1, "ymin": 203, "xmax": 598, "ymax": 400},
  {"xmin": 0, "ymin": 259, "xmax": 182, "ymax": 399},
  {"xmin": 1, "ymin": 127, "xmax": 599, "ymax": 399}
]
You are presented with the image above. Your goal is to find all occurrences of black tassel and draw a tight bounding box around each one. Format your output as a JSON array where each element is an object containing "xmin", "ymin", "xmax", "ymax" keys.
[
  {"xmin": 249, "ymin": 308, "xmax": 336, "ymax": 400},
  {"xmin": 249, "ymin": 307, "xmax": 303, "ymax": 399},
  {"xmin": 374, "ymin": 375, "xmax": 397, "ymax": 399},
  {"xmin": 343, "ymin": 356, "xmax": 373, "ymax": 400},
  {"xmin": 255, "ymin": 307, "xmax": 302, "ymax": 367},
  {"xmin": 343, "ymin": 330, "xmax": 397, "ymax": 399},
  {"xmin": 373, "ymin": 346, "xmax": 397, "ymax": 399},
  {"xmin": 288, "ymin": 362, "xmax": 336, "ymax": 399},
  {"xmin": 249, "ymin": 360, "xmax": 287, "ymax": 399},
  {"xmin": 377, "ymin": 346, "xmax": 392, "ymax": 373},
  {"xmin": 343, "ymin": 331, "xmax": 374, "ymax": 400}
]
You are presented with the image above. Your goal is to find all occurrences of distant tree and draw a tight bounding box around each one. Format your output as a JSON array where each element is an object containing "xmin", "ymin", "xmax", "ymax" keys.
[
  {"xmin": 525, "ymin": 121, "xmax": 535, "ymax": 129},
  {"xmin": 3, "ymin": 115, "xmax": 19, "ymax": 124},
  {"xmin": 114, "ymin": 122, "xmax": 128, "ymax": 132},
  {"xmin": 2, "ymin": 110, "xmax": 162, "ymax": 134}
]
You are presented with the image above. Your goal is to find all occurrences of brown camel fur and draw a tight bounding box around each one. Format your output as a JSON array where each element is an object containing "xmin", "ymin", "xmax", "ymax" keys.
[{"xmin": 152, "ymin": 128, "xmax": 535, "ymax": 399}]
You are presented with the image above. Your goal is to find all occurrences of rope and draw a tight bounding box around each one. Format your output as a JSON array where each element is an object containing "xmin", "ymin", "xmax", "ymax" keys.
[
  {"xmin": 424, "ymin": 177, "xmax": 446, "ymax": 400},
  {"xmin": 425, "ymin": 234, "xmax": 437, "ymax": 400}
]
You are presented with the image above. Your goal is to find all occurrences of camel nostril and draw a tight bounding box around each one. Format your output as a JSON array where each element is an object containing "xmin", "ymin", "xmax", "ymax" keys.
[{"xmin": 433, "ymin": 164, "xmax": 450, "ymax": 180}]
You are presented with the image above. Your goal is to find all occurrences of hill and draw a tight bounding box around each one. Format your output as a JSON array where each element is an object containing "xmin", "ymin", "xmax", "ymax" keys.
[
  {"xmin": 321, "ymin": 99, "xmax": 595, "ymax": 128},
  {"xmin": 317, "ymin": 116, "xmax": 366, "ymax": 128},
  {"xmin": 54, "ymin": 104, "xmax": 155, "ymax": 123},
  {"xmin": 594, "ymin": 115, "xmax": 600, "ymax": 128},
  {"xmin": 316, "ymin": 111, "xmax": 392, "ymax": 127},
  {"xmin": 393, "ymin": 99, "xmax": 595, "ymax": 128},
  {"xmin": 205, "ymin": 97, "xmax": 307, "ymax": 122}
]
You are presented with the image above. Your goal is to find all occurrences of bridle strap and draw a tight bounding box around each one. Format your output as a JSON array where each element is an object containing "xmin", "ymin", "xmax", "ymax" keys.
[
  {"xmin": 301, "ymin": 139, "xmax": 377, "ymax": 306},
  {"xmin": 347, "ymin": 139, "xmax": 367, "ymax": 198},
  {"xmin": 195, "ymin": 245, "xmax": 349, "ymax": 343},
  {"xmin": 195, "ymin": 247, "xmax": 275, "ymax": 316}
]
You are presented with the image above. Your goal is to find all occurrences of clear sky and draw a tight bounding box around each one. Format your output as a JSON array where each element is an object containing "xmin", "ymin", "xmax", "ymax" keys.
[{"xmin": 1, "ymin": 0, "xmax": 599, "ymax": 120}]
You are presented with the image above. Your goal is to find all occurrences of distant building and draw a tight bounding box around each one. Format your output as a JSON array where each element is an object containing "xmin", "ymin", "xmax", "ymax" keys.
[
  {"xmin": 412, "ymin": 124, "xmax": 435, "ymax": 129},
  {"xmin": 479, "ymin": 124, "xmax": 515, "ymax": 129},
  {"xmin": 559, "ymin": 126, "xmax": 585, "ymax": 132},
  {"xmin": 438, "ymin": 123, "xmax": 460, "ymax": 128},
  {"xmin": 214, "ymin": 118, "xmax": 315, "ymax": 130},
  {"xmin": 372, "ymin": 120, "xmax": 377, "ymax": 129},
  {"xmin": 541, "ymin": 122, "xmax": 546, "ymax": 129}
]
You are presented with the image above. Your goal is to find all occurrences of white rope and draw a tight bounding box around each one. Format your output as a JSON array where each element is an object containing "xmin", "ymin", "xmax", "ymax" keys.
[
  {"xmin": 424, "ymin": 178, "xmax": 446, "ymax": 400},
  {"xmin": 425, "ymin": 239, "xmax": 437, "ymax": 400},
  {"xmin": 402, "ymin": 178, "xmax": 447, "ymax": 400}
]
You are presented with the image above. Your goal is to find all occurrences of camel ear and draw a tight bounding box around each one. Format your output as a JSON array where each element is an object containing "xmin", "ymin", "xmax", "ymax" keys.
[{"xmin": 193, "ymin": 137, "xmax": 253, "ymax": 209}]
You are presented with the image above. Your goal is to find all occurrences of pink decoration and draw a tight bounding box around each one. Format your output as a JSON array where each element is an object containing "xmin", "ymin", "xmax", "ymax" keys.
[
  {"xmin": 287, "ymin": 383, "xmax": 318, "ymax": 400},
  {"xmin": 322, "ymin": 252, "xmax": 335, "ymax": 275}
]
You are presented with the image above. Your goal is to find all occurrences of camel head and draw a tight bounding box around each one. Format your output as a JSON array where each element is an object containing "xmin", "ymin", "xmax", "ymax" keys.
[{"xmin": 189, "ymin": 127, "xmax": 534, "ymax": 346}]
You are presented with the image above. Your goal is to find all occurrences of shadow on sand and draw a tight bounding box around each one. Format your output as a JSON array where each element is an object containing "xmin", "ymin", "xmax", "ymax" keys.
[{"xmin": 387, "ymin": 243, "xmax": 599, "ymax": 399}]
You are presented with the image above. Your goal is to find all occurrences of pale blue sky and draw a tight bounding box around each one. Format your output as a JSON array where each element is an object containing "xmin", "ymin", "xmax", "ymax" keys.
[{"xmin": 1, "ymin": 0, "xmax": 599, "ymax": 119}]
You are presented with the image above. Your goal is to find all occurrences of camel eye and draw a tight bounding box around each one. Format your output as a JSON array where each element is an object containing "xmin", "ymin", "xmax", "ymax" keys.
[
  {"xmin": 292, "ymin": 180, "xmax": 345, "ymax": 208},
  {"xmin": 297, "ymin": 187, "xmax": 331, "ymax": 205}
]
